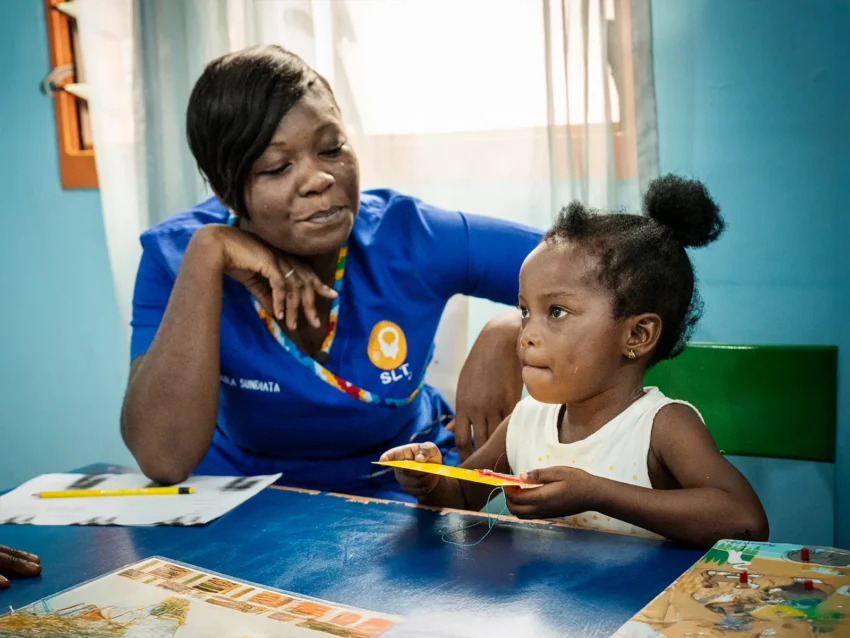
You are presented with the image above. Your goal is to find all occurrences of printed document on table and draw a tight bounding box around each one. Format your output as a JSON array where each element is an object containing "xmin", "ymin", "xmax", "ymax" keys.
[{"xmin": 0, "ymin": 472, "xmax": 281, "ymax": 526}]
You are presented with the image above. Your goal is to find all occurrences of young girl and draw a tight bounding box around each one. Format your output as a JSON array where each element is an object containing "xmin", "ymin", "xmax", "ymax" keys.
[{"xmin": 380, "ymin": 175, "xmax": 769, "ymax": 548}]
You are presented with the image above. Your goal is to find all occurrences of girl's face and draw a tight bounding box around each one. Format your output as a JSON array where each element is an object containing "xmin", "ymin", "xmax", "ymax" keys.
[
  {"xmin": 243, "ymin": 89, "xmax": 360, "ymax": 256},
  {"xmin": 517, "ymin": 241, "xmax": 631, "ymax": 404}
]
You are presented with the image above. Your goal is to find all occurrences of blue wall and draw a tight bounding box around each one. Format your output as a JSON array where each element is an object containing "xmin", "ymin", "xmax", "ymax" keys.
[
  {"xmin": 652, "ymin": 0, "xmax": 850, "ymax": 547},
  {"xmin": 0, "ymin": 1, "xmax": 132, "ymax": 489}
]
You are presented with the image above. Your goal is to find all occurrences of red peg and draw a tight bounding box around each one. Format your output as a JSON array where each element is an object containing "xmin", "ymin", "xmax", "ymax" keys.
[
  {"xmin": 801, "ymin": 547, "xmax": 810, "ymax": 562},
  {"xmin": 804, "ymin": 579, "xmax": 814, "ymax": 592},
  {"xmin": 739, "ymin": 570, "xmax": 748, "ymax": 585}
]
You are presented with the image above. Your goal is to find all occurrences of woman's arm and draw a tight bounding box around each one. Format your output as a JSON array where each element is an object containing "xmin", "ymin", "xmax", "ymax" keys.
[
  {"xmin": 412, "ymin": 206, "xmax": 543, "ymax": 306},
  {"xmin": 451, "ymin": 311, "xmax": 523, "ymax": 459},
  {"xmin": 121, "ymin": 228, "xmax": 230, "ymax": 484},
  {"xmin": 122, "ymin": 225, "xmax": 334, "ymax": 484},
  {"xmin": 407, "ymin": 204, "xmax": 541, "ymax": 458},
  {"xmin": 505, "ymin": 404, "xmax": 769, "ymax": 548}
]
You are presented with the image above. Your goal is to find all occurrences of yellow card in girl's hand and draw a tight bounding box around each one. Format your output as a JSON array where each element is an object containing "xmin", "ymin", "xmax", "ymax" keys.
[{"xmin": 372, "ymin": 461, "xmax": 542, "ymax": 487}]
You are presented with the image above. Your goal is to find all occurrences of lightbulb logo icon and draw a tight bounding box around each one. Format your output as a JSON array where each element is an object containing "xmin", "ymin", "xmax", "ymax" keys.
[{"xmin": 367, "ymin": 320, "xmax": 407, "ymax": 371}]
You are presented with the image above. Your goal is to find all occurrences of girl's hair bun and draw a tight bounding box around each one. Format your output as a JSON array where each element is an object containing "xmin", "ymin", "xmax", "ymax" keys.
[{"xmin": 643, "ymin": 174, "xmax": 725, "ymax": 248}]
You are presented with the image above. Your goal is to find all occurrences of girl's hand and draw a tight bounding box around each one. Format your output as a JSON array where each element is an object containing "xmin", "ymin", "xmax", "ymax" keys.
[
  {"xmin": 380, "ymin": 442, "xmax": 443, "ymax": 498},
  {"xmin": 504, "ymin": 467, "xmax": 597, "ymax": 519},
  {"xmin": 0, "ymin": 545, "xmax": 41, "ymax": 589},
  {"xmin": 192, "ymin": 225, "xmax": 337, "ymax": 330}
]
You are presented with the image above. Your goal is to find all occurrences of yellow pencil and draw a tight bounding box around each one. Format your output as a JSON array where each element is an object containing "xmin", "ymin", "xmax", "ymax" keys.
[{"xmin": 36, "ymin": 487, "xmax": 195, "ymax": 498}]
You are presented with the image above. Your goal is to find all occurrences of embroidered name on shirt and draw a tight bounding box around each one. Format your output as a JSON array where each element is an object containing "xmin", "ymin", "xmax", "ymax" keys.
[{"xmin": 220, "ymin": 375, "xmax": 281, "ymax": 393}]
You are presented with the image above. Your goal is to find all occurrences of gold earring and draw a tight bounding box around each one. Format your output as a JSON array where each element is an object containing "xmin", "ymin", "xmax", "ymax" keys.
[{"xmin": 628, "ymin": 350, "xmax": 636, "ymax": 360}]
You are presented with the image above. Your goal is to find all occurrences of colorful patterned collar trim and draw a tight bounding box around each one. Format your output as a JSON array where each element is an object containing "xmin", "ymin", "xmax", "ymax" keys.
[
  {"xmin": 227, "ymin": 214, "xmax": 426, "ymax": 407},
  {"xmin": 254, "ymin": 301, "xmax": 427, "ymax": 407}
]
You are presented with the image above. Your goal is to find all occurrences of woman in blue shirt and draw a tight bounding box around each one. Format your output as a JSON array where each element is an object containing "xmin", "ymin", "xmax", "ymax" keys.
[{"xmin": 122, "ymin": 45, "xmax": 543, "ymax": 499}]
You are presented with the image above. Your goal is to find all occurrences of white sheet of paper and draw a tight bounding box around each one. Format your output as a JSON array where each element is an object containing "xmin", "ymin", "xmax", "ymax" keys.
[{"xmin": 0, "ymin": 472, "xmax": 281, "ymax": 526}]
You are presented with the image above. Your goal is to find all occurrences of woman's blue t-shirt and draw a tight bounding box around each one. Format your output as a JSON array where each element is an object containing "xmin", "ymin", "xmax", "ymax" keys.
[{"xmin": 130, "ymin": 189, "xmax": 543, "ymax": 497}]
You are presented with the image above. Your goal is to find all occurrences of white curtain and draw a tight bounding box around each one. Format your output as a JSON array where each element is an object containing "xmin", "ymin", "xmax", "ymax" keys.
[{"xmin": 77, "ymin": 0, "xmax": 657, "ymax": 405}]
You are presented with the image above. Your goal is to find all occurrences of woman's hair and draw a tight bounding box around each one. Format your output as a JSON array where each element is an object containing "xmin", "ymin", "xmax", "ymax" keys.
[
  {"xmin": 186, "ymin": 45, "xmax": 335, "ymax": 218},
  {"xmin": 544, "ymin": 175, "xmax": 725, "ymax": 364}
]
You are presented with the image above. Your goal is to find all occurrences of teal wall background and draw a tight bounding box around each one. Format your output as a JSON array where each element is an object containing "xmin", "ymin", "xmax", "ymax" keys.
[
  {"xmin": 0, "ymin": 1, "xmax": 132, "ymax": 489},
  {"xmin": 652, "ymin": 0, "xmax": 850, "ymax": 548}
]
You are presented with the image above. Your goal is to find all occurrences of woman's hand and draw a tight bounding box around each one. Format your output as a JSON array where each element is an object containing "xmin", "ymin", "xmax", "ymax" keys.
[
  {"xmin": 504, "ymin": 467, "xmax": 597, "ymax": 520},
  {"xmin": 195, "ymin": 225, "xmax": 337, "ymax": 331},
  {"xmin": 380, "ymin": 442, "xmax": 443, "ymax": 498},
  {"xmin": 0, "ymin": 545, "xmax": 41, "ymax": 589},
  {"xmin": 450, "ymin": 310, "xmax": 523, "ymax": 460}
]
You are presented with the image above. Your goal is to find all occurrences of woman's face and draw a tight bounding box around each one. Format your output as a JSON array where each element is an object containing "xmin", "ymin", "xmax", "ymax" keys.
[{"xmin": 243, "ymin": 88, "xmax": 360, "ymax": 256}]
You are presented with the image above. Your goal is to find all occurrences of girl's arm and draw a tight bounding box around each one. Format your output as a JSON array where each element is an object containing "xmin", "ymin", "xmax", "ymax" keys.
[
  {"xmin": 381, "ymin": 417, "xmax": 513, "ymax": 512},
  {"xmin": 425, "ymin": 418, "xmax": 513, "ymax": 511},
  {"xmin": 601, "ymin": 403, "xmax": 769, "ymax": 546},
  {"xmin": 506, "ymin": 404, "xmax": 769, "ymax": 548}
]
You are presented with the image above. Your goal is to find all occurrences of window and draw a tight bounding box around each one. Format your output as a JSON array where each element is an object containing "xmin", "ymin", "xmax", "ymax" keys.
[
  {"xmin": 326, "ymin": 0, "xmax": 636, "ymax": 186},
  {"xmin": 337, "ymin": 0, "xmax": 624, "ymax": 135},
  {"xmin": 44, "ymin": 0, "xmax": 97, "ymax": 188}
]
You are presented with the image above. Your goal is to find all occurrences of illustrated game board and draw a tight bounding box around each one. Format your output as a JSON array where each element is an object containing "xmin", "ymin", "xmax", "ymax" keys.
[
  {"xmin": 0, "ymin": 557, "xmax": 399, "ymax": 637},
  {"xmin": 614, "ymin": 540, "xmax": 850, "ymax": 637}
]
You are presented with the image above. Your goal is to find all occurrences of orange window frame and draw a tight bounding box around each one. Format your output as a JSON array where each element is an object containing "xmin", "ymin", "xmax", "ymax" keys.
[{"xmin": 44, "ymin": 0, "xmax": 98, "ymax": 188}]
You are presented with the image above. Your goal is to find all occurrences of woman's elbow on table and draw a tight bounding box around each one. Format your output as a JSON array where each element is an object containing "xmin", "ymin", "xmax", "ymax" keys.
[
  {"xmin": 120, "ymin": 407, "xmax": 195, "ymax": 486},
  {"xmin": 131, "ymin": 448, "xmax": 193, "ymax": 486}
]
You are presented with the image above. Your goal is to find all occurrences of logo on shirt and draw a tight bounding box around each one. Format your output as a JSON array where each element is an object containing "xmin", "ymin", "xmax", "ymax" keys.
[{"xmin": 367, "ymin": 320, "xmax": 407, "ymax": 371}]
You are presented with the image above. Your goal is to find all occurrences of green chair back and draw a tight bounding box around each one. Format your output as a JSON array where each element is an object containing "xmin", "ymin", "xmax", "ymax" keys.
[{"xmin": 645, "ymin": 343, "xmax": 837, "ymax": 462}]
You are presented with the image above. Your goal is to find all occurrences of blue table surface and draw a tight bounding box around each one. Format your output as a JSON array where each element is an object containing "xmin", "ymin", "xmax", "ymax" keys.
[{"xmin": 0, "ymin": 464, "xmax": 705, "ymax": 637}]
